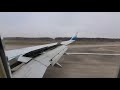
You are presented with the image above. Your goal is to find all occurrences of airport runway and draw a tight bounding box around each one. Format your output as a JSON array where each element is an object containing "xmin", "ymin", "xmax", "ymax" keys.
[
  {"xmin": 43, "ymin": 45, "xmax": 120, "ymax": 78},
  {"xmin": 5, "ymin": 44, "xmax": 120, "ymax": 78}
]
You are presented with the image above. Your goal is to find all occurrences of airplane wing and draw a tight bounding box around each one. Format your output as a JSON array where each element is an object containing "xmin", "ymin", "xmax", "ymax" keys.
[
  {"xmin": 5, "ymin": 43, "xmax": 58, "ymax": 61},
  {"xmin": 6, "ymin": 32, "xmax": 78, "ymax": 61},
  {"xmin": 1, "ymin": 32, "xmax": 78, "ymax": 78}
]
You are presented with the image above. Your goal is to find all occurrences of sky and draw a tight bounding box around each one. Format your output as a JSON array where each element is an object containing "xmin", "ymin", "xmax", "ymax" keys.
[{"xmin": 0, "ymin": 12, "xmax": 120, "ymax": 38}]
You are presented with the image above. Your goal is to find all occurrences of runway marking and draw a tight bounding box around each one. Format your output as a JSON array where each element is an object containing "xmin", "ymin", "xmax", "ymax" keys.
[
  {"xmin": 69, "ymin": 44, "xmax": 120, "ymax": 48},
  {"xmin": 67, "ymin": 53, "xmax": 120, "ymax": 56}
]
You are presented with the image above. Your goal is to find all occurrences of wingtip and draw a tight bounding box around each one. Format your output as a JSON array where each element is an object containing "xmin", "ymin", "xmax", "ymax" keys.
[{"xmin": 70, "ymin": 32, "xmax": 78, "ymax": 40}]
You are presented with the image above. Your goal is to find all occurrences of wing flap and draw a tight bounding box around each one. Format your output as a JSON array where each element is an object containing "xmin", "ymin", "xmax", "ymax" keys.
[
  {"xmin": 50, "ymin": 47, "xmax": 68, "ymax": 66},
  {"xmin": 12, "ymin": 60, "xmax": 47, "ymax": 78},
  {"xmin": 17, "ymin": 55, "xmax": 32, "ymax": 63},
  {"xmin": 34, "ymin": 57, "xmax": 51, "ymax": 67}
]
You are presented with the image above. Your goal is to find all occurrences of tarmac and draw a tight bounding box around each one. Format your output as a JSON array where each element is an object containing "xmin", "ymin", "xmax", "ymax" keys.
[{"xmin": 5, "ymin": 44, "xmax": 120, "ymax": 78}]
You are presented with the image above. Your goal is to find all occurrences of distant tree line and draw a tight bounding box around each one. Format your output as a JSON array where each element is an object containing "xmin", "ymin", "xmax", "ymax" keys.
[
  {"xmin": 4, "ymin": 37, "xmax": 120, "ymax": 42},
  {"xmin": 55, "ymin": 37, "xmax": 120, "ymax": 42}
]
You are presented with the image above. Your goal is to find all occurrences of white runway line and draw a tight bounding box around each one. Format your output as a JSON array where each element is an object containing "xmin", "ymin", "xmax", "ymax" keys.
[
  {"xmin": 67, "ymin": 53, "xmax": 120, "ymax": 56},
  {"xmin": 69, "ymin": 44, "xmax": 120, "ymax": 48}
]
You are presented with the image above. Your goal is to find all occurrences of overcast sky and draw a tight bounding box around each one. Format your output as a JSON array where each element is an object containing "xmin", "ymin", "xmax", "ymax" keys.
[{"xmin": 0, "ymin": 12, "xmax": 120, "ymax": 38}]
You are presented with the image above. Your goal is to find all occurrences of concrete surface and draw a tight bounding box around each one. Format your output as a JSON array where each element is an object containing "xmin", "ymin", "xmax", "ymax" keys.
[{"xmin": 5, "ymin": 44, "xmax": 120, "ymax": 78}]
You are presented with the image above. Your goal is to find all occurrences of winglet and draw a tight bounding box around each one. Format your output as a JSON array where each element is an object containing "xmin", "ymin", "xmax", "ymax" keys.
[{"xmin": 70, "ymin": 32, "xmax": 78, "ymax": 40}]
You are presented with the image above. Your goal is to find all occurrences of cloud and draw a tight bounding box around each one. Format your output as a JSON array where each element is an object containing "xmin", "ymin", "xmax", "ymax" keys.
[{"xmin": 0, "ymin": 12, "xmax": 120, "ymax": 38}]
